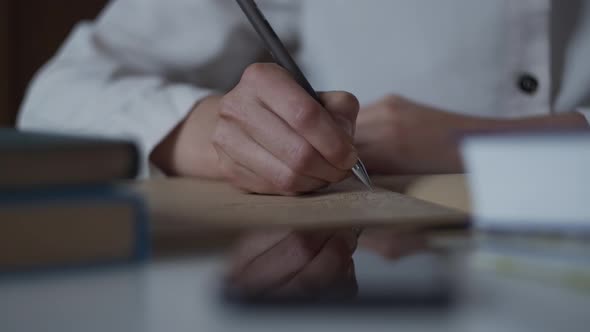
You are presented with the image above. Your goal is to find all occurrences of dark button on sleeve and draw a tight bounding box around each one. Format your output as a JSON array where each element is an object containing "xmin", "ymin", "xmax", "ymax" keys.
[{"xmin": 518, "ymin": 74, "xmax": 539, "ymax": 95}]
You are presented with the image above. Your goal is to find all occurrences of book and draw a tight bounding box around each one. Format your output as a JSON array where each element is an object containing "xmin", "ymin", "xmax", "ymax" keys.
[
  {"xmin": 0, "ymin": 186, "xmax": 149, "ymax": 271},
  {"xmin": 0, "ymin": 129, "xmax": 139, "ymax": 189},
  {"xmin": 132, "ymin": 177, "xmax": 470, "ymax": 239},
  {"xmin": 461, "ymin": 131, "xmax": 590, "ymax": 232}
]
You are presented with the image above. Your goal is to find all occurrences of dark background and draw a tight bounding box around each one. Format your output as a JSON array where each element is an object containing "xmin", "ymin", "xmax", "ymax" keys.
[{"xmin": 0, "ymin": 0, "xmax": 108, "ymax": 126}]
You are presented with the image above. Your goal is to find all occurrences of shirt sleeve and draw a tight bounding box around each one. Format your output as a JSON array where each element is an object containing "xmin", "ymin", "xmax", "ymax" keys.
[
  {"xmin": 577, "ymin": 107, "xmax": 590, "ymax": 125},
  {"xmin": 17, "ymin": 0, "xmax": 301, "ymax": 177}
]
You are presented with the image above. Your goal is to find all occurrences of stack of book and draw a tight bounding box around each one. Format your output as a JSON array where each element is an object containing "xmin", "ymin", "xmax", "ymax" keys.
[
  {"xmin": 461, "ymin": 131, "xmax": 590, "ymax": 291},
  {"xmin": 0, "ymin": 129, "xmax": 149, "ymax": 272}
]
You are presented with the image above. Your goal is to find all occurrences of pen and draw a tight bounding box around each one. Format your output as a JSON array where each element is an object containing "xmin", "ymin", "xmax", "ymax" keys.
[{"xmin": 235, "ymin": 0, "xmax": 373, "ymax": 190}]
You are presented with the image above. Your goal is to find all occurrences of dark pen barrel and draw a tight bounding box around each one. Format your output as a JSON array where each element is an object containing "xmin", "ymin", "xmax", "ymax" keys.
[
  {"xmin": 235, "ymin": 0, "xmax": 322, "ymax": 103},
  {"xmin": 235, "ymin": 0, "xmax": 373, "ymax": 190}
]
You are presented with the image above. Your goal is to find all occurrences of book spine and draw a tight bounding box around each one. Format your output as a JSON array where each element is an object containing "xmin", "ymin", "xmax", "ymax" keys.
[{"xmin": 0, "ymin": 185, "xmax": 150, "ymax": 274}]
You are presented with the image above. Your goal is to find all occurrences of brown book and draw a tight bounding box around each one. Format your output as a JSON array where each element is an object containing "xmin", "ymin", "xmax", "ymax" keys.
[
  {"xmin": 133, "ymin": 177, "xmax": 469, "ymax": 238},
  {"xmin": 0, "ymin": 129, "xmax": 139, "ymax": 189},
  {"xmin": 0, "ymin": 187, "xmax": 149, "ymax": 271}
]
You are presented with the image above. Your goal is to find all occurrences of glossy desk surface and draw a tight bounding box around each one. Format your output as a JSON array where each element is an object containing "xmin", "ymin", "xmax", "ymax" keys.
[{"xmin": 1, "ymin": 249, "xmax": 588, "ymax": 332}]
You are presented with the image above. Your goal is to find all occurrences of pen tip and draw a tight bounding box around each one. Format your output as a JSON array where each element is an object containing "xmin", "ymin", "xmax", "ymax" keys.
[{"xmin": 352, "ymin": 159, "xmax": 373, "ymax": 191}]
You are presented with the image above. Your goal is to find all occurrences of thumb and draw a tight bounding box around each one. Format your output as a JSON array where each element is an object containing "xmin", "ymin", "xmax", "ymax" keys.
[{"xmin": 319, "ymin": 91, "xmax": 360, "ymax": 137}]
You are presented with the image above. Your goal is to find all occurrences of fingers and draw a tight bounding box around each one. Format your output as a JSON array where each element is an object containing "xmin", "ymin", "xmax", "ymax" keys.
[
  {"xmin": 241, "ymin": 63, "xmax": 359, "ymax": 171},
  {"xmin": 216, "ymin": 63, "xmax": 361, "ymax": 194},
  {"xmin": 220, "ymin": 92, "xmax": 348, "ymax": 183},
  {"xmin": 215, "ymin": 147, "xmax": 276, "ymax": 194},
  {"xmin": 354, "ymin": 99, "xmax": 405, "ymax": 174},
  {"xmin": 228, "ymin": 229, "xmax": 358, "ymax": 298},
  {"xmin": 229, "ymin": 231, "xmax": 333, "ymax": 294},
  {"xmin": 275, "ymin": 259, "xmax": 358, "ymax": 299},
  {"xmin": 277, "ymin": 229, "xmax": 357, "ymax": 294},
  {"xmin": 230, "ymin": 230, "xmax": 292, "ymax": 276},
  {"xmin": 319, "ymin": 91, "xmax": 360, "ymax": 137},
  {"xmin": 213, "ymin": 120, "xmax": 328, "ymax": 195}
]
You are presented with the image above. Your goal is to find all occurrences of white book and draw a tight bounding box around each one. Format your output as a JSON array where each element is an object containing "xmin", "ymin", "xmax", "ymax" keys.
[{"xmin": 461, "ymin": 131, "xmax": 590, "ymax": 232}]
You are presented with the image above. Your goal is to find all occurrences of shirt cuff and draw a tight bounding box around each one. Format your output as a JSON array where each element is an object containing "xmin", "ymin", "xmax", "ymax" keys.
[{"xmin": 135, "ymin": 84, "xmax": 213, "ymax": 178}]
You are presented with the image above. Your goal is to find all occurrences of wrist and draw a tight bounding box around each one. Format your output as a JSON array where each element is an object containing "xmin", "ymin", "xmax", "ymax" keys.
[{"xmin": 150, "ymin": 95, "xmax": 224, "ymax": 179}]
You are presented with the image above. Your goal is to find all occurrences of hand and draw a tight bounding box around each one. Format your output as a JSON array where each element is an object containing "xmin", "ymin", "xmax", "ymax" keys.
[
  {"xmin": 355, "ymin": 95, "xmax": 488, "ymax": 174},
  {"xmin": 355, "ymin": 95, "xmax": 590, "ymax": 175},
  {"xmin": 213, "ymin": 63, "xmax": 359, "ymax": 195},
  {"xmin": 153, "ymin": 87, "xmax": 587, "ymax": 181},
  {"xmin": 151, "ymin": 63, "xmax": 359, "ymax": 194},
  {"xmin": 228, "ymin": 229, "xmax": 358, "ymax": 299}
]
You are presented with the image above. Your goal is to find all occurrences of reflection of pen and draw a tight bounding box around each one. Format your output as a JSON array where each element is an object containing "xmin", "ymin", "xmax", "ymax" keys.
[{"xmin": 235, "ymin": 0, "xmax": 373, "ymax": 191}]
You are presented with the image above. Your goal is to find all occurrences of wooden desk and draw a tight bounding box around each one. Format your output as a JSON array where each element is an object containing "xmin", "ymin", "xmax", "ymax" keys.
[
  {"xmin": 372, "ymin": 174, "xmax": 471, "ymax": 213},
  {"xmin": 134, "ymin": 175, "xmax": 471, "ymax": 254}
]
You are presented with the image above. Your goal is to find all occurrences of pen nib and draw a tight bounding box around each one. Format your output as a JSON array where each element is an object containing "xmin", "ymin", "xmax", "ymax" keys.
[{"xmin": 352, "ymin": 159, "xmax": 373, "ymax": 191}]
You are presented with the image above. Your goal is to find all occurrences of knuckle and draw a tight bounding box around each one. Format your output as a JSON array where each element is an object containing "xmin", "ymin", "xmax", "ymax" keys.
[
  {"xmin": 334, "ymin": 91, "xmax": 360, "ymax": 112},
  {"xmin": 273, "ymin": 168, "xmax": 299, "ymax": 193},
  {"xmin": 242, "ymin": 63, "xmax": 268, "ymax": 82},
  {"xmin": 291, "ymin": 99, "xmax": 322, "ymax": 131},
  {"xmin": 218, "ymin": 95, "xmax": 244, "ymax": 123},
  {"xmin": 242, "ymin": 63, "xmax": 282, "ymax": 84}
]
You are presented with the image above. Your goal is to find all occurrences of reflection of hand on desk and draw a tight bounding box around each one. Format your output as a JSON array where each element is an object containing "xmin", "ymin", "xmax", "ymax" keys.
[
  {"xmin": 135, "ymin": 174, "xmax": 469, "ymax": 297},
  {"xmin": 228, "ymin": 229, "xmax": 358, "ymax": 299}
]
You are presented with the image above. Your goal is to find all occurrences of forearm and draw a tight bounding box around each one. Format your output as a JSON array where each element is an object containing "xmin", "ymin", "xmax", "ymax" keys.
[
  {"xmin": 150, "ymin": 95, "xmax": 223, "ymax": 179},
  {"xmin": 152, "ymin": 104, "xmax": 588, "ymax": 179},
  {"xmin": 355, "ymin": 95, "xmax": 590, "ymax": 176}
]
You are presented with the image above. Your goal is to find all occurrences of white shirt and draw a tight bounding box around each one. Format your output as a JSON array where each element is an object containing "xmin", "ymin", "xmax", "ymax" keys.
[{"xmin": 18, "ymin": 0, "xmax": 590, "ymax": 174}]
